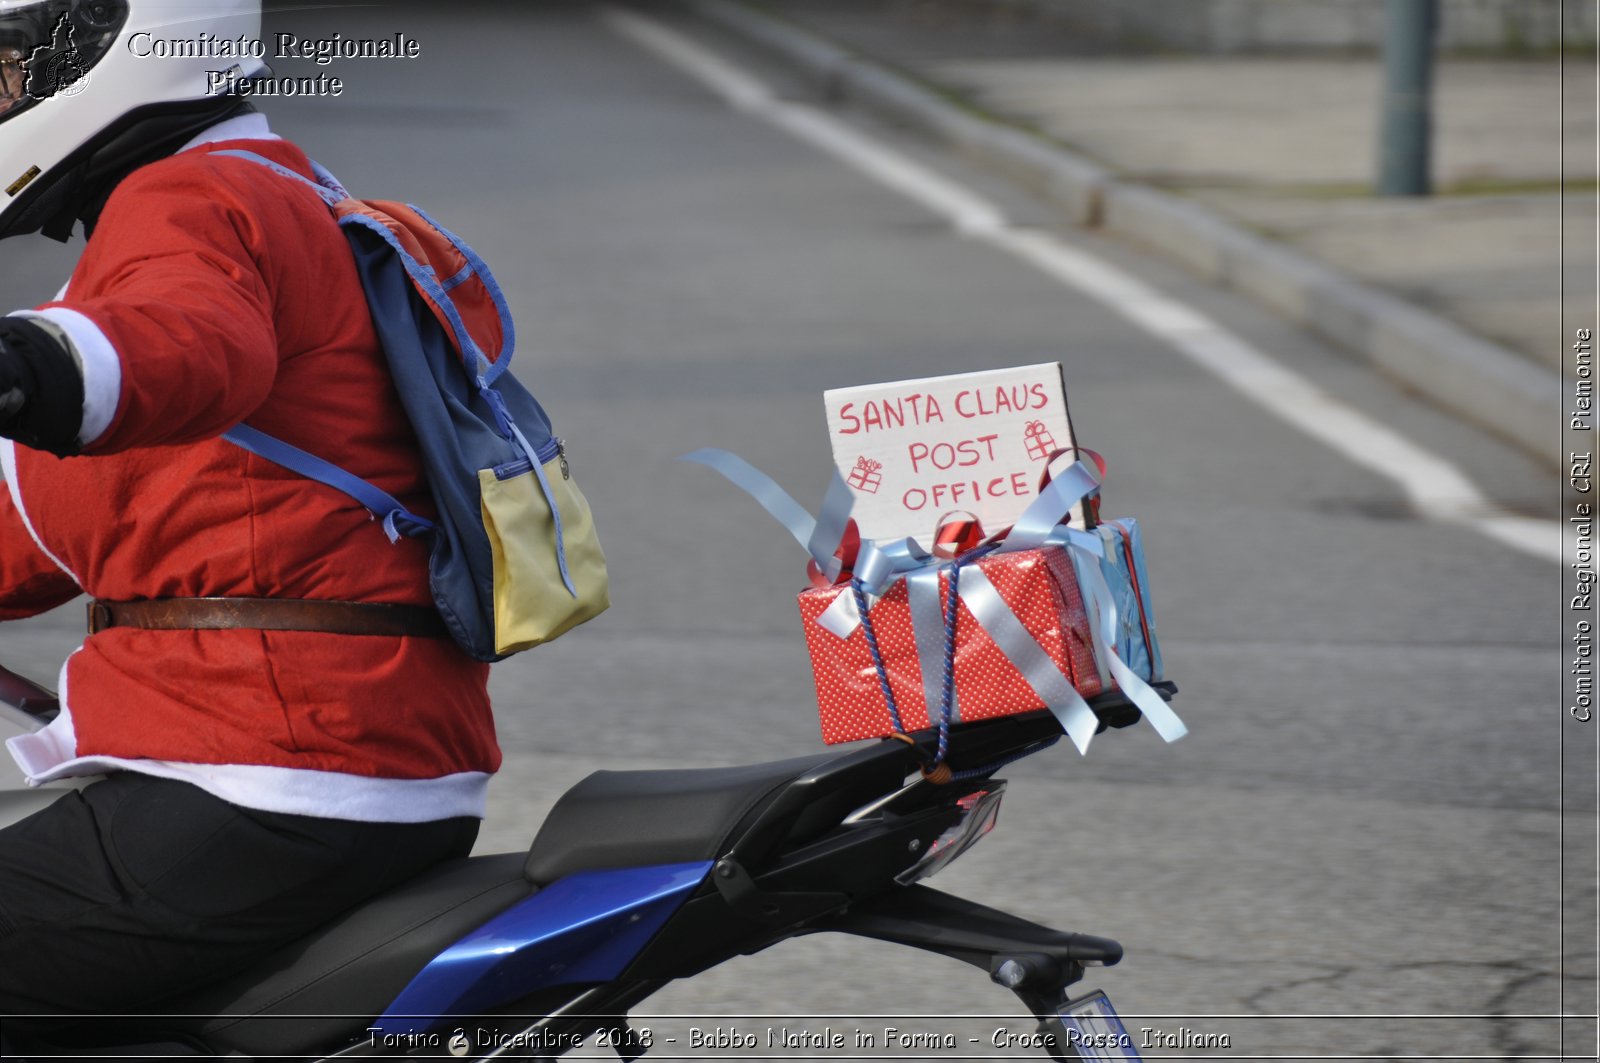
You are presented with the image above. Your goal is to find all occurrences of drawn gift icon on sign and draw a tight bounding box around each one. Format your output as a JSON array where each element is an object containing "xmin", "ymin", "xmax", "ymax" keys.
[
  {"xmin": 847, "ymin": 456, "xmax": 884, "ymax": 494},
  {"xmin": 1023, "ymin": 420, "xmax": 1056, "ymax": 461}
]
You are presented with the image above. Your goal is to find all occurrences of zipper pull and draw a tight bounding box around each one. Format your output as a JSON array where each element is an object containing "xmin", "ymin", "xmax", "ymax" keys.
[{"xmin": 558, "ymin": 441, "xmax": 570, "ymax": 480}]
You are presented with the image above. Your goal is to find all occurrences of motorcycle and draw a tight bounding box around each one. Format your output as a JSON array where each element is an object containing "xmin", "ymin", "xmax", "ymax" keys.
[{"xmin": 0, "ymin": 659, "xmax": 1172, "ymax": 1061}]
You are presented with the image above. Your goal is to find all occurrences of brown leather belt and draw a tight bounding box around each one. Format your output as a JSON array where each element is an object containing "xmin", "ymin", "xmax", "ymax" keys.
[{"xmin": 87, "ymin": 598, "xmax": 451, "ymax": 639}]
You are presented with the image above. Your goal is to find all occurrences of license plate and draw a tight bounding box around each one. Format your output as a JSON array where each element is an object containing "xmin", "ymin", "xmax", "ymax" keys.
[{"xmin": 1057, "ymin": 991, "xmax": 1142, "ymax": 1061}]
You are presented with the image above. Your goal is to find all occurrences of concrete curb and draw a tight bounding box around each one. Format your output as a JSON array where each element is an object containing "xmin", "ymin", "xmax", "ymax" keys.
[{"xmin": 688, "ymin": 0, "xmax": 1563, "ymax": 463}]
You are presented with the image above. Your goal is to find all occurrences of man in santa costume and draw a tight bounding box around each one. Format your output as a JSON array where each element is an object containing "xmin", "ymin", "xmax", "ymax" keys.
[{"xmin": 0, "ymin": 0, "xmax": 500, "ymax": 1016}]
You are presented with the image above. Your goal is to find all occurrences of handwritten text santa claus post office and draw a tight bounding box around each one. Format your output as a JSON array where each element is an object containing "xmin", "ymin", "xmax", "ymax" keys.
[{"xmin": 824, "ymin": 363, "xmax": 1078, "ymax": 542}]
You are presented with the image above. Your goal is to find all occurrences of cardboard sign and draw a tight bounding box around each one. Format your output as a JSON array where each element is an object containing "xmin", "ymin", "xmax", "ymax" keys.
[{"xmin": 824, "ymin": 363, "xmax": 1077, "ymax": 542}]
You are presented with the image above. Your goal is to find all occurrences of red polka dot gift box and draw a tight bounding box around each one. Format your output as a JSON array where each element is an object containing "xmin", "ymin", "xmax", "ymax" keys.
[
  {"xmin": 681, "ymin": 446, "xmax": 1185, "ymax": 755},
  {"xmin": 798, "ymin": 545, "xmax": 1101, "ymax": 745}
]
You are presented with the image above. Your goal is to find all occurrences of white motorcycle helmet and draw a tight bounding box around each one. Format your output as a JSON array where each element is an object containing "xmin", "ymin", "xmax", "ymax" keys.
[{"xmin": 0, "ymin": 0, "xmax": 264, "ymax": 240}]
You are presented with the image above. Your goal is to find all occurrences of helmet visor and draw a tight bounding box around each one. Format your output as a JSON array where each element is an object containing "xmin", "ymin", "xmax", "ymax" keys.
[
  {"xmin": 0, "ymin": 43, "xmax": 26, "ymax": 119},
  {"xmin": 0, "ymin": 1, "xmax": 128, "ymax": 125}
]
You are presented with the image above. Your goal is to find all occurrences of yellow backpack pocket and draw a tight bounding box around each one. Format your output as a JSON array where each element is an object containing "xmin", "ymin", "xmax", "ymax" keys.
[{"xmin": 479, "ymin": 447, "xmax": 609, "ymax": 654}]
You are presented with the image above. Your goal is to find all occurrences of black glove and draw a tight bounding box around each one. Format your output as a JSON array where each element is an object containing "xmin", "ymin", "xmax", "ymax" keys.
[{"xmin": 0, "ymin": 318, "xmax": 85, "ymax": 457}]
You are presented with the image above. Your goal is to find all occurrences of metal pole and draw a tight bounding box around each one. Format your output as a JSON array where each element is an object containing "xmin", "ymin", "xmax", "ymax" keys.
[{"xmin": 1377, "ymin": 0, "xmax": 1438, "ymax": 196}]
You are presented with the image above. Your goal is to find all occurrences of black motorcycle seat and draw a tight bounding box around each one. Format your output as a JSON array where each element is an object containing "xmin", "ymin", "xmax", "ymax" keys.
[
  {"xmin": 38, "ymin": 753, "xmax": 857, "ymax": 1057},
  {"xmin": 116, "ymin": 852, "xmax": 534, "ymax": 1058},
  {"xmin": 524, "ymin": 752, "xmax": 839, "ymax": 885}
]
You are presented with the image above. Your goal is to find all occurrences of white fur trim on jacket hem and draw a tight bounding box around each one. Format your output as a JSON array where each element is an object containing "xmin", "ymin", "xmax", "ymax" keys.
[{"xmin": 7, "ymin": 692, "xmax": 488, "ymax": 823}]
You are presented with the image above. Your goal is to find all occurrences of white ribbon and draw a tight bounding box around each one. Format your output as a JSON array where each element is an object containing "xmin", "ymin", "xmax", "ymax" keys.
[
  {"xmin": 822, "ymin": 528, "xmax": 1185, "ymax": 750},
  {"xmin": 906, "ymin": 566, "xmax": 959, "ymax": 728},
  {"xmin": 817, "ymin": 589, "xmax": 862, "ymax": 639},
  {"xmin": 683, "ymin": 448, "xmax": 1184, "ymax": 749},
  {"xmin": 1069, "ymin": 544, "xmax": 1187, "ymax": 743},
  {"xmin": 958, "ymin": 567, "xmax": 1100, "ymax": 753}
]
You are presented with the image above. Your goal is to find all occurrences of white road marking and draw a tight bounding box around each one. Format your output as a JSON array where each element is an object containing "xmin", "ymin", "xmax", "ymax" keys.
[{"xmin": 603, "ymin": 6, "xmax": 1563, "ymax": 565}]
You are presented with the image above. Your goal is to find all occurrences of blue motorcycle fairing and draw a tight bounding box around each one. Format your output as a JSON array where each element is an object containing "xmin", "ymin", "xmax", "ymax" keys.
[{"xmin": 372, "ymin": 860, "xmax": 713, "ymax": 1035}]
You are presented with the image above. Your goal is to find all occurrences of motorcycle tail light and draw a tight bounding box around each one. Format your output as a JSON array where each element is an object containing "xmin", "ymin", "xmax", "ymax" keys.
[{"xmin": 895, "ymin": 782, "xmax": 1006, "ymax": 886}]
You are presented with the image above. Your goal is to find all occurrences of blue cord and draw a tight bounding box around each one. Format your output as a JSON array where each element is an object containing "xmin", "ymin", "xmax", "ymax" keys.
[
  {"xmin": 855, "ymin": 544, "xmax": 1063, "ymax": 781},
  {"xmin": 855, "ymin": 551, "xmax": 973, "ymax": 771},
  {"xmin": 950, "ymin": 735, "xmax": 1062, "ymax": 781},
  {"xmin": 853, "ymin": 578, "xmax": 910, "ymax": 739},
  {"xmin": 933, "ymin": 557, "xmax": 962, "ymax": 766}
]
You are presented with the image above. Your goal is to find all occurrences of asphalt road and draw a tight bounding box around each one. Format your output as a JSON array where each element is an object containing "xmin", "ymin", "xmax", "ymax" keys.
[{"xmin": 0, "ymin": 3, "xmax": 1591, "ymax": 1060}]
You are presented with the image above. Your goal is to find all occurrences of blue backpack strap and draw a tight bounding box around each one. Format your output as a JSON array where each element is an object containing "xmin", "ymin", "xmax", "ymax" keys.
[
  {"xmin": 308, "ymin": 158, "xmax": 353, "ymax": 200},
  {"xmin": 210, "ymin": 148, "xmax": 347, "ymax": 208},
  {"xmin": 505, "ymin": 417, "xmax": 576, "ymax": 598},
  {"xmin": 223, "ymin": 424, "xmax": 435, "ymax": 543}
]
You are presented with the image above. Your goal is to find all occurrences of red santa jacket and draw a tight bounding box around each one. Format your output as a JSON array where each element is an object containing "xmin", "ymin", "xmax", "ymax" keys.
[{"xmin": 0, "ymin": 116, "xmax": 500, "ymax": 821}]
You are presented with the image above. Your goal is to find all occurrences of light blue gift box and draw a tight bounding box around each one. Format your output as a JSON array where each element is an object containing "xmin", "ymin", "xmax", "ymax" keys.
[{"xmin": 1093, "ymin": 517, "xmax": 1163, "ymax": 684}]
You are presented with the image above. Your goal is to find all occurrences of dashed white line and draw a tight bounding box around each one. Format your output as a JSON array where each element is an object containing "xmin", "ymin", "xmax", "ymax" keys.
[{"xmin": 602, "ymin": 5, "xmax": 1562, "ymax": 565}]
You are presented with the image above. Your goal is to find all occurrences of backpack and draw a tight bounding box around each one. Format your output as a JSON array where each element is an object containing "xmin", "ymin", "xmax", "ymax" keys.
[{"xmin": 213, "ymin": 149, "xmax": 609, "ymax": 662}]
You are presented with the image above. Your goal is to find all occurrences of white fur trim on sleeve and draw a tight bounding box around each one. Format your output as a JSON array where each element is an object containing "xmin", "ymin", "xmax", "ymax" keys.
[{"xmin": 9, "ymin": 307, "xmax": 123, "ymax": 447}]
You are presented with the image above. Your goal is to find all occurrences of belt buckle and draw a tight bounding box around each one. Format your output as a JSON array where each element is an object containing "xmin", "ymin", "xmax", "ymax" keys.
[{"xmin": 86, "ymin": 600, "xmax": 113, "ymax": 635}]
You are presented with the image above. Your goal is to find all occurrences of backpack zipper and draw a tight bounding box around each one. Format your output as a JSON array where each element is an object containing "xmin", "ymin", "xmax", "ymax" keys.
[{"xmin": 493, "ymin": 438, "xmax": 565, "ymax": 482}]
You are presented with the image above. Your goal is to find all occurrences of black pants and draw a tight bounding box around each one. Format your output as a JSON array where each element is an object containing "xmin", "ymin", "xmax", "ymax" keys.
[{"xmin": 0, "ymin": 772, "xmax": 478, "ymax": 1018}]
